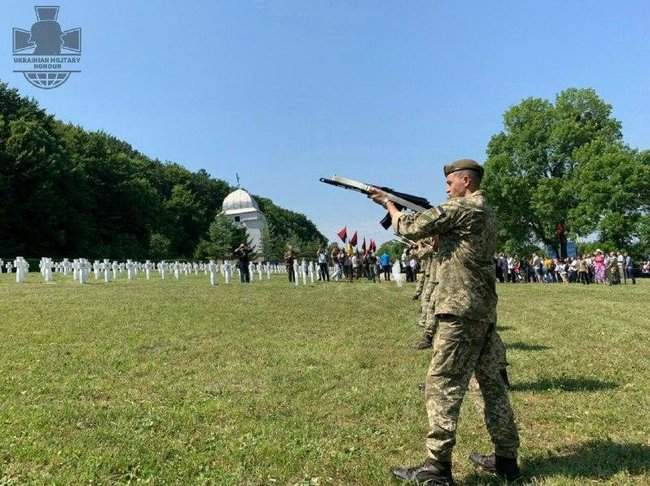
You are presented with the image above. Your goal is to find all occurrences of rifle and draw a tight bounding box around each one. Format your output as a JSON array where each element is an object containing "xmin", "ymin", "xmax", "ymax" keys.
[
  {"xmin": 319, "ymin": 176, "xmax": 432, "ymax": 229},
  {"xmin": 393, "ymin": 234, "xmax": 416, "ymax": 247},
  {"xmin": 394, "ymin": 234, "xmax": 424, "ymax": 248},
  {"xmin": 393, "ymin": 234, "xmax": 437, "ymax": 251}
]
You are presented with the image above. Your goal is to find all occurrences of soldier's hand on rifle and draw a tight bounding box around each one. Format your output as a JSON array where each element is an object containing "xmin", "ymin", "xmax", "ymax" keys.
[{"xmin": 368, "ymin": 187, "xmax": 389, "ymax": 207}]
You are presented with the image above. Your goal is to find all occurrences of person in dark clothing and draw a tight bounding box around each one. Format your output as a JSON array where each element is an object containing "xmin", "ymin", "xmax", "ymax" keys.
[
  {"xmin": 284, "ymin": 245, "xmax": 296, "ymax": 282},
  {"xmin": 366, "ymin": 251, "xmax": 377, "ymax": 282},
  {"xmin": 317, "ymin": 247, "xmax": 330, "ymax": 282},
  {"xmin": 234, "ymin": 243, "xmax": 253, "ymax": 283},
  {"xmin": 625, "ymin": 253, "xmax": 636, "ymax": 284},
  {"xmin": 495, "ymin": 256, "xmax": 504, "ymax": 283}
]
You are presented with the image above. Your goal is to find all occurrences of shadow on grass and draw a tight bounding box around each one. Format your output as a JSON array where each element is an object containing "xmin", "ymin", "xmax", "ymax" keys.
[
  {"xmin": 461, "ymin": 472, "xmax": 510, "ymax": 485},
  {"xmin": 496, "ymin": 325, "xmax": 513, "ymax": 331},
  {"xmin": 507, "ymin": 341, "xmax": 552, "ymax": 351},
  {"xmin": 510, "ymin": 377, "xmax": 617, "ymax": 392},
  {"xmin": 526, "ymin": 440, "xmax": 650, "ymax": 481},
  {"xmin": 461, "ymin": 440, "xmax": 650, "ymax": 485}
]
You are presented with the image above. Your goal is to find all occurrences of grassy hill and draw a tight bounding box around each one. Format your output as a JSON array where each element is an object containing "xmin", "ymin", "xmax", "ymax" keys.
[{"xmin": 0, "ymin": 274, "xmax": 648, "ymax": 485}]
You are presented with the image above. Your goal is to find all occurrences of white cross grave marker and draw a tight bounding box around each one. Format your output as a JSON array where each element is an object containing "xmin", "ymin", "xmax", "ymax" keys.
[{"xmin": 208, "ymin": 260, "xmax": 218, "ymax": 286}]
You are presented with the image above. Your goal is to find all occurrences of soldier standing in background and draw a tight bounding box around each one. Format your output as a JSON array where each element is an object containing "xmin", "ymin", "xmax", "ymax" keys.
[
  {"xmin": 370, "ymin": 159, "xmax": 520, "ymax": 485},
  {"xmin": 413, "ymin": 237, "xmax": 439, "ymax": 350},
  {"xmin": 284, "ymin": 245, "xmax": 296, "ymax": 283},
  {"xmin": 412, "ymin": 238, "xmax": 433, "ymax": 300},
  {"xmin": 234, "ymin": 243, "xmax": 253, "ymax": 283}
]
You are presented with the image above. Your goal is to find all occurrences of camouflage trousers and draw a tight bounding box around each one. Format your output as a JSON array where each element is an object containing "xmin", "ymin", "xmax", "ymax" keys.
[
  {"xmin": 467, "ymin": 331, "xmax": 508, "ymax": 414},
  {"xmin": 417, "ymin": 279, "xmax": 437, "ymax": 329},
  {"xmin": 425, "ymin": 316, "xmax": 519, "ymax": 463}
]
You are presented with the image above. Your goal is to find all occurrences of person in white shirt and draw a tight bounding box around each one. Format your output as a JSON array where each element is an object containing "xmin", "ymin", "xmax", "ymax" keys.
[
  {"xmin": 317, "ymin": 247, "xmax": 330, "ymax": 282},
  {"xmin": 409, "ymin": 256, "xmax": 418, "ymax": 283},
  {"xmin": 352, "ymin": 253, "xmax": 360, "ymax": 280}
]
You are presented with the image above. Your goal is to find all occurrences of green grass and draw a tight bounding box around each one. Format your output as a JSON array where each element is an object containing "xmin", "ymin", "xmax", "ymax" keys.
[{"xmin": 0, "ymin": 273, "xmax": 648, "ymax": 485}]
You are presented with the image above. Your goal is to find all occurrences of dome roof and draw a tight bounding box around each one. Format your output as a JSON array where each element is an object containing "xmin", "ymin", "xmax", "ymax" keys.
[{"xmin": 222, "ymin": 188, "xmax": 260, "ymax": 213}]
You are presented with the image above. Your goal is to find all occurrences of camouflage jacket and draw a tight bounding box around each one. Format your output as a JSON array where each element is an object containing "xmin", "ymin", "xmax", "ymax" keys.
[
  {"xmin": 392, "ymin": 190, "xmax": 497, "ymax": 322},
  {"xmin": 414, "ymin": 238, "xmax": 437, "ymax": 294},
  {"xmin": 421, "ymin": 254, "xmax": 438, "ymax": 305}
]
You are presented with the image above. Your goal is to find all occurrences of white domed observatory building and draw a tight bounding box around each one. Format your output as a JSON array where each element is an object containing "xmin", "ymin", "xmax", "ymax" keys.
[{"xmin": 221, "ymin": 188, "xmax": 268, "ymax": 257}]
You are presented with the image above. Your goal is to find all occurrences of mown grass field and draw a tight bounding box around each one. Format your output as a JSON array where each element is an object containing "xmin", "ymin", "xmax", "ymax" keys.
[{"xmin": 0, "ymin": 272, "xmax": 648, "ymax": 485}]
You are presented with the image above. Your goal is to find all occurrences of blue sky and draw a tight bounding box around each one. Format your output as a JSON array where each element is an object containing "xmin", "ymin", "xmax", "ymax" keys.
[{"xmin": 2, "ymin": 1, "xmax": 650, "ymax": 245}]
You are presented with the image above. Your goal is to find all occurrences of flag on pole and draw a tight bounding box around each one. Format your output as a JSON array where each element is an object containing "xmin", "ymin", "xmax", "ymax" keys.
[
  {"xmin": 337, "ymin": 226, "xmax": 347, "ymax": 243},
  {"xmin": 370, "ymin": 239, "xmax": 376, "ymax": 252},
  {"xmin": 361, "ymin": 238, "xmax": 367, "ymax": 254},
  {"xmin": 350, "ymin": 231, "xmax": 358, "ymax": 247}
]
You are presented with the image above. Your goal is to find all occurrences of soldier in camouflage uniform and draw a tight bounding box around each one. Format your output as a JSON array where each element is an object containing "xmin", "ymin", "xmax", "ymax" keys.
[
  {"xmin": 370, "ymin": 159, "xmax": 520, "ymax": 485},
  {"xmin": 414, "ymin": 239, "xmax": 439, "ymax": 349},
  {"xmin": 413, "ymin": 239, "xmax": 434, "ymax": 300},
  {"xmin": 413, "ymin": 239, "xmax": 433, "ymax": 306}
]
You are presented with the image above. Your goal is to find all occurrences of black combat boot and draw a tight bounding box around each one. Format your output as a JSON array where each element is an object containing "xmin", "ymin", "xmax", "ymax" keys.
[
  {"xmin": 392, "ymin": 458, "xmax": 454, "ymax": 485},
  {"xmin": 413, "ymin": 334, "xmax": 433, "ymax": 350},
  {"xmin": 412, "ymin": 292, "xmax": 421, "ymax": 300},
  {"xmin": 469, "ymin": 452, "xmax": 521, "ymax": 482}
]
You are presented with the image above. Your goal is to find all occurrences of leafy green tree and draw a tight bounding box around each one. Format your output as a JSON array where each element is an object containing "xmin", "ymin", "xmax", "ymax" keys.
[
  {"xmin": 375, "ymin": 240, "xmax": 404, "ymax": 262},
  {"xmin": 284, "ymin": 235, "xmax": 303, "ymax": 257},
  {"xmin": 194, "ymin": 213, "xmax": 247, "ymax": 260},
  {"xmin": 164, "ymin": 184, "xmax": 206, "ymax": 258},
  {"xmin": 255, "ymin": 196, "xmax": 327, "ymax": 255},
  {"xmin": 0, "ymin": 81, "xmax": 327, "ymax": 260},
  {"xmin": 637, "ymin": 215, "xmax": 650, "ymax": 259},
  {"xmin": 261, "ymin": 221, "xmax": 285, "ymax": 262},
  {"xmin": 1, "ymin": 113, "xmax": 72, "ymax": 256},
  {"xmin": 150, "ymin": 233, "xmax": 171, "ymax": 260},
  {"xmin": 259, "ymin": 225, "xmax": 275, "ymax": 261},
  {"xmin": 569, "ymin": 143, "xmax": 650, "ymax": 250},
  {"xmin": 300, "ymin": 238, "xmax": 322, "ymax": 259},
  {"xmin": 484, "ymin": 88, "xmax": 624, "ymax": 256}
]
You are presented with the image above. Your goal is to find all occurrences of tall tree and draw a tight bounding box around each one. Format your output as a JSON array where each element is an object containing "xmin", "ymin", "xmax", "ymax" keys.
[
  {"xmin": 483, "ymin": 88, "xmax": 624, "ymax": 256},
  {"xmin": 570, "ymin": 143, "xmax": 650, "ymax": 250},
  {"xmin": 194, "ymin": 213, "xmax": 247, "ymax": 260},
  {"xmin": 0, "ymin": 80, "xmax": 328, "ymax": 260},
  {"xmin": 375, "ymin": 240, "xmax": 405, "ymax": 262}
]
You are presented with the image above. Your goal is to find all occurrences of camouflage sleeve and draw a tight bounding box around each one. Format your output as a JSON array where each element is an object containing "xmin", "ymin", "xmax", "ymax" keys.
[{"xmin": 392, "ymin": 203, "xmax": 458, "ymax": 240}]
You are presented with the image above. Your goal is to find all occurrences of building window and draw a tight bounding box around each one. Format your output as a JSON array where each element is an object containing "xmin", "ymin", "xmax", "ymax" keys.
[{"xmin": 234, "ymin": 216, "xmax": 240, "ymax": 222}]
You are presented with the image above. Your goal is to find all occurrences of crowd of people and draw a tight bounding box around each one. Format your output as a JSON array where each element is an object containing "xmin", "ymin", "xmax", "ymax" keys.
[
  {"xmin": 495, "ymin": 251, "xmax": 641, "ymax": 285},
  {"xmin": 278, "ymin": 242, "xmax": 424, "ymax": 283},
  {"xmin": 284, "ymin": 245, "xmax": 389, "ymax": 283},
  {"xmin": 278, "ymin": 244, "xmax": 649, "ymax": 287}
]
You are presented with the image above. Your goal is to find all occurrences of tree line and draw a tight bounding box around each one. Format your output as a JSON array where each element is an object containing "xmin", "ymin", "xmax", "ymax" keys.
[
  {"xmin": 483, "ymin": 88, "xmax": 650, "ymax": 259},
  {"xmin": 3, "ymin": 83, "xmax": 647, "ymax": 262},
  {"xmin": 0, "ymin": 81, "xmax": 326, "ymax": 261}
]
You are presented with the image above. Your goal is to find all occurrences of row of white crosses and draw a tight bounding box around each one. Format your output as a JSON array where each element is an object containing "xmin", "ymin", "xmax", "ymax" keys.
[
  {"xmin": 2, "ymin": 257, "xmax": 339, "ymax": 287},
  {"xmin": 290, "ymin": 258, "xmax": 317, "ymax": 287},
  {"xmin": 155, "ymin": 260, "xmax": 287, "ymax": 286}
]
